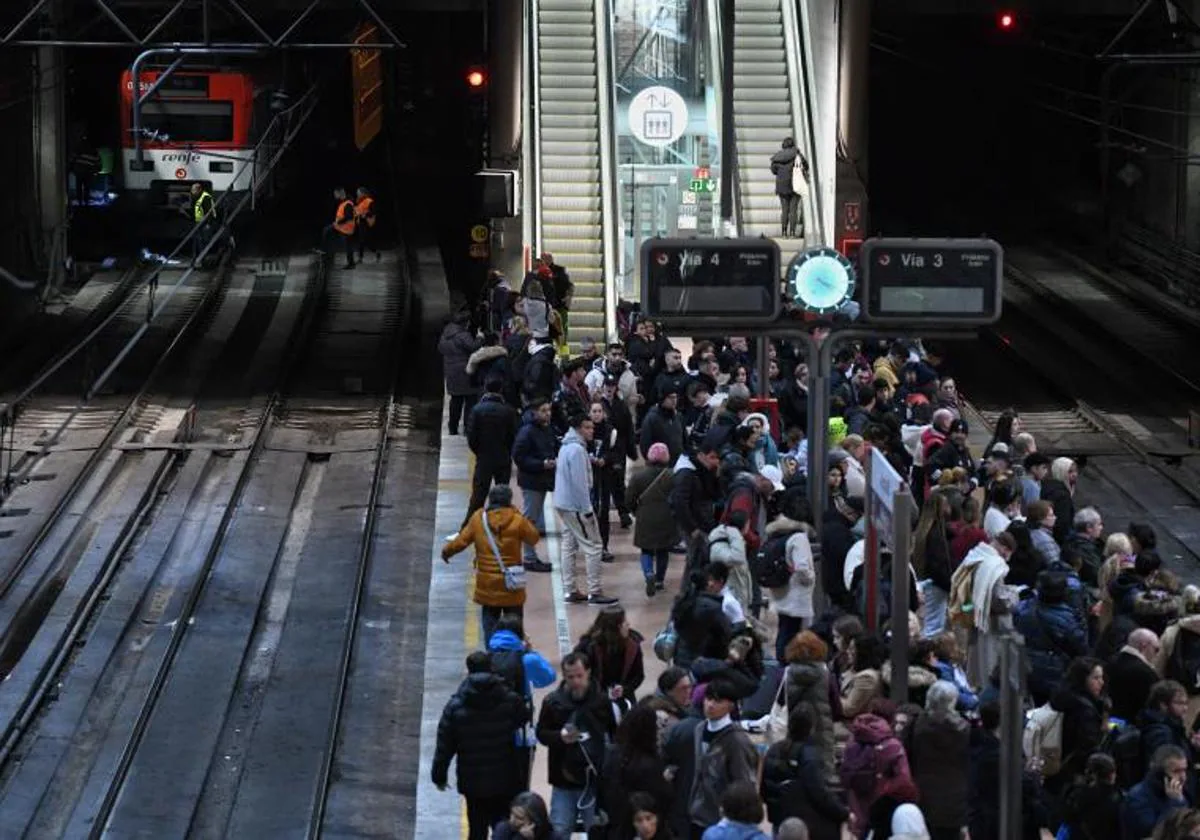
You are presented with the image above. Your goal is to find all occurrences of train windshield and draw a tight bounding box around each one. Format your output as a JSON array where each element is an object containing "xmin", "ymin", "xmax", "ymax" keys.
[{"xmin": 141, "ymin": 100, "xmax": 234, "ymax": 143}]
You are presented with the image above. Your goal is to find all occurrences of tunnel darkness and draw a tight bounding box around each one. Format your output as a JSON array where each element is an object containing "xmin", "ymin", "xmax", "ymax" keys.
[{"xmin": 869, "ymin": 11, "xmax": 1110, "ymax": 243}]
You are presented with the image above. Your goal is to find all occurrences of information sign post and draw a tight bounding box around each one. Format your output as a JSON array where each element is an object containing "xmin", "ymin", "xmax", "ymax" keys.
[{"xmin": 866, "ymin": 447, "xmax": 914, "ymax": 702}]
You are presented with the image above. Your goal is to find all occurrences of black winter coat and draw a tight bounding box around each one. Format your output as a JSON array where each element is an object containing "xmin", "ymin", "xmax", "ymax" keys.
[
  {"xmin": 909, "ymin": 711, "xmax": 970, "ymax": 830},
  {"xmin": 467, "ymin": 394, "xmax": 518, "ymax": 465},
  {"xmin": 1050, "ymin": 688, "xmax": 1107, "ymax": 783},
  {"xmin": 535, "ymin": 683, "xmax": 616, "ymax": 790},
  {"xmin": 438, "ymin": 320, "xmax": 482, "ymax": 396},
  {"xmin": 653, "ymin": 367, "xmax": 690, "ymax": 403},
  {"xmin": 917, "ymin": 524, "xmax": 954, "ymax": 592},
  {"xmin": 671, "ymin": 591, "xmax": 732, "ymax": 670},
  {"xmin": 1138, "ymin": 707, "xmax": 1198, "ymax": 802},
  {"xmin": 761, "ymin": 741, "xmax": 848, "ymax": 840},
  {"xmin": 1014, "ymin": 599, "xmax": 1089, "ymax": 702},
  {"xmin": 1108, "ymin": 651, "xmax": 1160, "ymax": 724},
  {"xmin": 670, "ymin": 460, "xmax": 720, "ymax": 537},
  {"xmin": 640, "ymin": 405, "xmax": 684, "ymax": 465},
  {"xmin": 970, "ymin": 728, "xmax": 1048, "ymax": 840},
  {"xmin": 512, "ymin": 414, "xmax": 558, "ymax": 492},
  {"xmin": 522, "ymin": 345, "xmax": 559, "ymax": 405},
  {"xmin": 1063, "ymin": 532, "xmax": 1105, "ymax": 588},
  {"xmin": 431, "ymin": 672, "xmax": 529, "ymax": 797},
  {"xmin": 778, "ymin": 379, "xmax": 809, "ymax": 435},
  {"xmin": 1039, "ymin": 478, "xmax": 1075, "ymax": 545},
  {"xmin": 769, "ymin": 146, "xmax": 806, "ymax": 197}
]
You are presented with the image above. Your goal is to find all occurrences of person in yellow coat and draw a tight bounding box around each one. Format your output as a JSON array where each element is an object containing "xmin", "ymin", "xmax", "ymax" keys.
[{"xmin": 442, "ymin": 484, "xmax": 541, "ymax": 642}]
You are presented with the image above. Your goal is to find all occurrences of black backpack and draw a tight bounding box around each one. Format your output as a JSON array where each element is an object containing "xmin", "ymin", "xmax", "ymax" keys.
[
  {"xmin": 490, "ymin": 648, "xmax": 527, "ymax": 700},
  {"xmin": 1168, "ymin": 628, "xmax": 1200, "ymax": 696},
  {"xmin": 1102, "ymin": 722, "xmax": 1145, "ymax": 789},
  {"xmin": 753, "ymin": 533, "xmax": 792, "ymax": 589}
]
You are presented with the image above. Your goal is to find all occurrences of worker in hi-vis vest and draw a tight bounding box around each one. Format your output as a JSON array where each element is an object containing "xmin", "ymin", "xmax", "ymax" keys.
[
  {"xmin": 187, "ymin": 182, "xmax": 216, "ymax": 266},
  {"xmin": 353, "ymin": 187, "xmax": 379, "ymax": 263},
  {"xmin": 324, "ymin": 187, "xmax": 357, "ymax": 269}
]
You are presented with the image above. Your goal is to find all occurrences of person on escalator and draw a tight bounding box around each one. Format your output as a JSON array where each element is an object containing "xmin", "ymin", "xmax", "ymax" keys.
[{"xmin": 770, "ymin": 137, "xmax": 809, "ymax": 239}]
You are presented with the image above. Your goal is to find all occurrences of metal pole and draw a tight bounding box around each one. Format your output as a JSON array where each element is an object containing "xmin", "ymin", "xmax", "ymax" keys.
[
  {"xmin": 90, "ymin": 0, "xmax": 140, "ymax": 43},
  {"xmin": 890, "ymin": 487, "xmax": 914, "ymax": 703},
  {"xmin": 864, "ymin": 458, "xmax": 879, "ymax": 632},
  {"xmin": 1, "ymin": 0, "xmax": 54, "ymax": 44},
  {"xmin": 1098, "ymin": 0, "xmax": 1154, "ymax": 57},
  {"xmin": 222, "ymin": 0, "xmax": 275, "ymax": 43},
  {"xmin": 141, "ymin": 0, "xmax": 188, "ymax": 46},
  {"xmin": 202, "ymin": 0, "xmax": 209, "ymax": 44},
  {"xmin": 719, "ymin": 0, "xmax": 734, "ymax": 224},
  {"xmin": 805, "ymin": 331, "xmax": 829, "ymax": 532},
  {"xmin": 131, "ymin": 47, "xmax": 261, "ymax": 165},
  {"xmin": 756, "ymin": 336, "xmax": 770, "ymax": 398},
  {"xmin": 274, "ymin": 0, "xmax": 322, "ymax": 47},
  {"xmin": 356, "ymin": 0, "xmax": 408, "ymax": 51},
  {"xmin": 998, "ymin": 634, "xmax": 1026, "ymax": 840},
  {"xmin": 136, "ymin": 55, "xmax": 186, "ymax": 106}
]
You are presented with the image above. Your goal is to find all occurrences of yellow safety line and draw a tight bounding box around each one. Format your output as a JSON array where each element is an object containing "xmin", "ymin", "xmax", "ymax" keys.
[{"xmin": 460, "ymin": 451, "xmax": 477, "ymax": 840}]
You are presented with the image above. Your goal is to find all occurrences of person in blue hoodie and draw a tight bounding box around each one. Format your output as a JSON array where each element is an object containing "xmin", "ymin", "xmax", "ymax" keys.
[
  {"xmin": 488, "ymin": 614, "xmax": 558, "ymax": 792},
  {"xmin": 555, "ymin": 413, "xmax": 618, "ymax": 605},
  {"xmin": 512, "ymin": 398, "xmax": 558, "ymax": 573},
  {"xmin": 1013, "ymin": 571, "xmax": 1089, "ymax": 705},
  {"xmin": 701, "ymin": 780, "xmax": 771, "ymax": 840}
]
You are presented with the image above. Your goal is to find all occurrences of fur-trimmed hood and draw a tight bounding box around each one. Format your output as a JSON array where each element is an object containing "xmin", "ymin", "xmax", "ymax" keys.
[
  {"xmin": 880, "ymin": 660, "xmax": 939, "ymax": 690},
  {"xmin": 765, "ymin": 515, "xmax": 813, "ymax": 538},
  {"xmin": 465, "ymin": 344, "xmax": 507, "ymax": 374}
]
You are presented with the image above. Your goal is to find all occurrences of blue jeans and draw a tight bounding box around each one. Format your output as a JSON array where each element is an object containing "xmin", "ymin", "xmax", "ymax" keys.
[
  {"xmin": 522, "ymin": 488, "xmax": 546, "ymax": 561},
  {"xmin": 921, "ymin": 580, "xmax": 948, "ymax": 638},
  {"xmin": 549, "ymin": 786, "xmax": 596, "ymax": 836},
  {"xmin": 639, "ymin": 549, "xmax": 670, "ymax": 583}
]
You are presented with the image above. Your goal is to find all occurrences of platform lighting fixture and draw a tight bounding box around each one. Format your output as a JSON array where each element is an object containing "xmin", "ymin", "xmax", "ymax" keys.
[
  {"xmin": 998, "ymin": 11, "xmax": 1016, "ymax": 30},
  {"xmin": 466, "ymin": 68, "xmax": 486, "ymax": 88}
]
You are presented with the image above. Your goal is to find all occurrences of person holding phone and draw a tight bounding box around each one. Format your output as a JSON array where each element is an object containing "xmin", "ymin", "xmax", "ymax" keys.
[{"xmin": 1121, "ymin": 744, "xmax": 1191, "ymax": 840}]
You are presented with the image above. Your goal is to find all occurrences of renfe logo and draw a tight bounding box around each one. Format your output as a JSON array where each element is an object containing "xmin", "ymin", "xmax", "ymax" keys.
[{"xmin": 160, "ymin": 152, "xmax": 201, "ymax": 163}]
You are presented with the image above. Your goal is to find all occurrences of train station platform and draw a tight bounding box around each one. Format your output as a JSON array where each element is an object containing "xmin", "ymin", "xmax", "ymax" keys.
[{"xmin": 414, "ymin": 399, "xmax": 686, "ymax": 839}]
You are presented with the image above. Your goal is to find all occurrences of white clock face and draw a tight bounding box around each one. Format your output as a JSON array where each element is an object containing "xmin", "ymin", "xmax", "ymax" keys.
[{"xmin": 789, "ymin": 249, "xmax": 855, "ymax": 313}]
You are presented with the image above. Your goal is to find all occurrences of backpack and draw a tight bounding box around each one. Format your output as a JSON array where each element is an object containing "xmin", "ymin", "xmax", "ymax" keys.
[
  {"xmin": 842, "ymin": 734, "xmax": 919, "ymax": 803},
  {"xmin": 1102, "ymin": 721, "xmax": 1144, "ymax": 789},
  {"xmin": 1167, "ymin": 628, "xmax": 1200, "ymax": 695},
  {"xmin": 753, "ymin": 533, "xmax": 792, "ymax": 589},
  {"xmin": 1023, "ymin": 703, "xmax": 1065, "ymax": 777},
  {"xmin": 490, "ymin": 648, "xmax": 527, "ymax": 698}
]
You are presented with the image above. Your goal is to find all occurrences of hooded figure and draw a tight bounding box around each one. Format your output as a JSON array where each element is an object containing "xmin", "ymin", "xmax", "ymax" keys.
[{"xmin": 889, "ymin": 804, "xmax": 931, "ymax": 840}]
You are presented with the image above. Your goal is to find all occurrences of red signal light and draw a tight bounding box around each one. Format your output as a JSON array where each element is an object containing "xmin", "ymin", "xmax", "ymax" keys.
[
  {"xmin": 466, "ymin": 68, "xmax": 486, "ymax": 88},
  {"xmin": 998, "ymin": 11, "xmax": 1015, "ymax": 29}
]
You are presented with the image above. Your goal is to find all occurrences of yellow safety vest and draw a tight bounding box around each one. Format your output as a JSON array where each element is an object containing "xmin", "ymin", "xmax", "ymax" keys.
[{"xmin": 194, "ymin": 191, "xmax": 213, "ymax": 223}]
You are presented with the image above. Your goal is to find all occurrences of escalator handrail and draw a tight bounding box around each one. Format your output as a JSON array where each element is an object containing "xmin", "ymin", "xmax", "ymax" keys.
[
  {"xmin": 594, "ymin": 0, "xmax": 621, "ymax": 341},
  {"xmin": 526, "ymin": 0, "xmax": 543, "ymax": 257},
  {"xmin": 782, "ymin": 0, "xmax": 828, "ymax": 247},
  {"xmin": 706, "ymin": 0, "xmax": 741, "ymax": 237}
]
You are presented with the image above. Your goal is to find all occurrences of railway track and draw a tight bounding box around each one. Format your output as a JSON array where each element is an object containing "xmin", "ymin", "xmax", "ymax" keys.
[
  {"xmin": 0, "ymin": 247, "xmax": 412, "ymax": 837},
  {"xmin": 953, "ymin": 242, "xmax": 1200, "ymax": 570}
]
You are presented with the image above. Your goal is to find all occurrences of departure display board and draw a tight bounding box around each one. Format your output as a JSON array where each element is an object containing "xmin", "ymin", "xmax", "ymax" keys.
[
  {"xmin": 640, "ymin": 238, "xmax": 781, "ymax": 325},
  {"xmin": 860, "ymin": 237, "xmax": 1003, "ymax": 325}
]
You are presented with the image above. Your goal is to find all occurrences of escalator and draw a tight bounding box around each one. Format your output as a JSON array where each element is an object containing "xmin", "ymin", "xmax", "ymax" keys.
[
  {"xmin": 730, "ymin": 0, "xmax": 820, "ymax": 244},
  {"xmin": 531, "ymin": 0, "xmax": 616, "ymax": 337}
]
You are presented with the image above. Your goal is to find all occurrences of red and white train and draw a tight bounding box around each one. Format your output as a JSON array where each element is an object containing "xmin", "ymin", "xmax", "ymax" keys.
[{"xmin": 118, "ymin": 68, "xmax": 258, "ymax": 209}]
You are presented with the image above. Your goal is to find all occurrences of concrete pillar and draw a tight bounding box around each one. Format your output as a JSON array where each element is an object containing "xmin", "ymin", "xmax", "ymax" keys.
[
  {"xmin": 836, "ymin": 0, "xmax": 870, "ymax": 249},
  {"xmin": 34, "ymin": 41, "xmax": 67, "ymax": 293}
]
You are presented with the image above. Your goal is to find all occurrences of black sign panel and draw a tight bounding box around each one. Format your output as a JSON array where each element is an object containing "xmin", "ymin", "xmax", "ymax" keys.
[
  {"xmin": 860, "ymin": 237, "xmax": 1003, "ymax": 325},
  {"xmin": 640, "ymin": 238, "xmax": 781, "ymax": 325},
  {"xmin": 156, "ymin": 73, "xmax": 211, "ymax": 98}
]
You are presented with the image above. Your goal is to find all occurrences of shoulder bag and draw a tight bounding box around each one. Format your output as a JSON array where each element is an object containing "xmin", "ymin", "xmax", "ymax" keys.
[{"xmin": 482, "ymin": 510, "xmax": 526, "ymax": 592}]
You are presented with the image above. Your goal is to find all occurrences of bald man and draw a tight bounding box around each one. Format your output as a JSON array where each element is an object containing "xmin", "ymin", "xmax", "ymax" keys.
[
  {"xmin": 777, "ymin": 818, "xmax": 809, "ymax": 840},
  {"xmin": 1108, "ymin": 627, "xmax": 1162, "ymax": 722}
]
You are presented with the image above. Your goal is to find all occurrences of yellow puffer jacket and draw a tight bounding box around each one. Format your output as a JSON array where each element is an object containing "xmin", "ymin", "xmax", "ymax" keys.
[{"xmin": 442, "ymin": 505, "xmax": 540, "ymax": 608}]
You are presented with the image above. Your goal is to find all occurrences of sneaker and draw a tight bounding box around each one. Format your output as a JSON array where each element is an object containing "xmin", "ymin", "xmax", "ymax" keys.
[
  {"xmin": 670, "ymin": 541, "xmax": 688, "ymax": 555},
  {"xmin": 645, "ymin": 577, "xmax": 656, "ymax": 597},
  {"xmin": 654, "ymin": 580, "xmax": 665, "ymax": 592},
  {"xmin": 523, "ymin": 559, "xmax": 552, "ymax": 573},
  {"xmin": 588, "ymin": 593, "xmax": 619, "ymax": 606},
  {"xmin": 564, "ymin": 591, "xmax": 587, "ymax": 604},
  {"xmin": 601, "ymin": 551, "xmax": 615, "ymax": 564}
]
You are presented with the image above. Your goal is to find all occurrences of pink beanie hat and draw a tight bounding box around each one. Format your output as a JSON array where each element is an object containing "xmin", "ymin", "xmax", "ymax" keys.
[{"xmin": 647, "ymin": 442, "xmax": 670, "ymax": 465}]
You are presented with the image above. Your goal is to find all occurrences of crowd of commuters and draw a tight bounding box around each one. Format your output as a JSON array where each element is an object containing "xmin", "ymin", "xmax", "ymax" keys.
[{"xmin": 432, "ymin": 277, "xmax": 1199, "ymax": 840}]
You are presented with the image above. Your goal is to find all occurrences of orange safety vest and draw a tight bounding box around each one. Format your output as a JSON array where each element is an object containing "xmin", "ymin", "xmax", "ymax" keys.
[
  {"xmin": 333, "ymin": 200, "xmax": 356, "ymax": 236},
  {"xmin": 355, "ymin": 196, "xmax": 376, "ymax": 228}
]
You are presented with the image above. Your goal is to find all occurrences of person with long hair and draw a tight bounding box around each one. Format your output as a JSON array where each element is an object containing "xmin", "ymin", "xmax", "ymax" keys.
[
  {"xmin": 576, "ymin": 606, "xmax": 645, "ymax": 709},
  {"xmin": 629, "ymin": 791, "xmax": 675, "ymax": 839},
  {"xmin": 913, "ymin": 487, "xmax": 956, "ymax": 638},
  {"xmin": 762, "ymin": 703, "xmax": 850, "ymax": 840},
  {"xmin": 982, "ymin": 408, "xmax": 1020, "ymax": 460},
  {"xmin": 785, "ymin": 631, "xmax": 837, "ymax": 780},
  {"xmin": 492, "ymin": 791, "xmax": 568, "ymax": 840},
  {"xmin": 600, "ymin": 706, "xmax": 674, "ymax": 839}
]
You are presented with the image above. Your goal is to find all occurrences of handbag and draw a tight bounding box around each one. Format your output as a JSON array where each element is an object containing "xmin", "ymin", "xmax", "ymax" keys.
[
  {"xmin": 765, "ymin": 665, "xmax": 791, "ymax": 746},
  {"xmin": 482, "ymin": 509, "xmax": 526, "ymax": 592}
]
